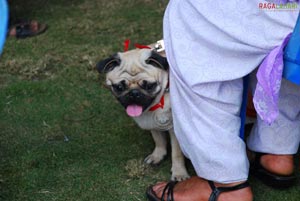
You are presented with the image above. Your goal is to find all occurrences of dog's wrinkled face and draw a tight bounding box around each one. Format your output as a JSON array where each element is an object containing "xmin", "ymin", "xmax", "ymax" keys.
[{"xmin": 97, "ymin": 49, "xmax": 169, "ymax": 117}]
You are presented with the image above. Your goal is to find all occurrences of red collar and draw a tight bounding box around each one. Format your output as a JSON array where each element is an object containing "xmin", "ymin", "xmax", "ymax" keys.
[
  {"xmin": 149, "ymin": 95, "xmax": 165, "ymax": 111},
  {"xmin": 149, "ymin": 81, "xmax": 169, "ymax": 112}
]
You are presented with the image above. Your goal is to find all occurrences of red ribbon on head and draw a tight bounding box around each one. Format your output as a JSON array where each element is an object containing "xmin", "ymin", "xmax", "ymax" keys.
[
  {"xmin": 134, "ymin": 43, "xmax": 151, "ymax": 49},
  {"xmin": 123, "ymin": 39, "xmax": 151, "ymax": 51},
  {"xmin": 124, "ymin": 39, "xmax": 130, "ymax": 52}
]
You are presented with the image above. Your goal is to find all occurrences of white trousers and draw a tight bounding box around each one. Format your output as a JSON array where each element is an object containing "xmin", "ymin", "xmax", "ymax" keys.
[
  {"xmin": 170, "ymin": 69, "xmax": 300, "ymax": 183},
  {"xmin": 165, "ymin": 0, "xmax": 300, "ymax": 183}
]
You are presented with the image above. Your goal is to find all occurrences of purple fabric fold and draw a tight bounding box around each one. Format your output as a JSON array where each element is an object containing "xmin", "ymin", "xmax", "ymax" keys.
[
  {"xmin": 253, "ymin": 33, "xmax": 292, "ymax": 124},
  {"xmin": 254, "ymin": 0, "xmax": 298, "ymax": 124}
]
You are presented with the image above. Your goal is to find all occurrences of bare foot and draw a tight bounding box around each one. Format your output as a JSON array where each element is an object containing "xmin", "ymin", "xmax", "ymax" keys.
[
  {"xmin": 247, "ymin": 151, "xmax": 294, "ymax": 176},
  {"xmin": 148, "ymin": 176, "xmax": 253, "ymax": 201},
  {"xmin": 260, "ymin": 154, "xmax": 294, "ymax": 176}
]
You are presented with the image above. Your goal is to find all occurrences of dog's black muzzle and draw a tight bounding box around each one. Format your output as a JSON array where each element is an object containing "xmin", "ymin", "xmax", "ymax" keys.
[{"xmin": 117, "ymin": 89, "xmax": 155, "ymax": 110}]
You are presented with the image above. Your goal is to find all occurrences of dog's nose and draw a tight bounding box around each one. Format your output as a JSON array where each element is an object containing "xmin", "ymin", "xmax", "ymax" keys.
[{"xmin": 128, "ymin": 89, "xmax": 141, "ymax": 99}]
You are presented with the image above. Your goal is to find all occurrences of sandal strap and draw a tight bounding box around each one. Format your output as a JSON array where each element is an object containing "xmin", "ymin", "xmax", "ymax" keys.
[
  {"xmin": 208, "ymin": 180, "xmax": 250, "ymax": 201},
  {"xmin": 161, "ymin": 181, "xmax": 178, "ymax": 201}
]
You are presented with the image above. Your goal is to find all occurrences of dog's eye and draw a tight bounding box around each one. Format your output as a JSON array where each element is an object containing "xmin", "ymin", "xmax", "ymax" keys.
[
  {"xmin": 112, "ymin": 84, "xmax": 125, "ymax": 93},
  {"xmin": 112, "ymin": 81, "xmax": 127, "ymax": 93},
  {"xmin": 141, "ymin": 81, "xmax": 157, "ymax": 91}
]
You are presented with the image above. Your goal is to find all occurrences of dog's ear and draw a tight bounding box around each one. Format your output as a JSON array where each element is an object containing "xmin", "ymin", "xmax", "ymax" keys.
[
  {"xmin": 146, "ymin": 51, "xmax": 169, "ymax": 71},
  {"xmin": 96, "ymin": 54, "xmax": 121, "ymax": 73}
]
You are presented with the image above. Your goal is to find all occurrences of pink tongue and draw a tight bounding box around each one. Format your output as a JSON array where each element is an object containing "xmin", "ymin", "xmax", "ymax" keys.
[{"xmin": 126, "ymin": 105, "xmax": 143, "ymax": 117}]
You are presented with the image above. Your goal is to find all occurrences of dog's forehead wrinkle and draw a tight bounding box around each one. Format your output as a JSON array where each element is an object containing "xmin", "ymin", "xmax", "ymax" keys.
[
  {"xmin": 109, "ymin": 76, "xmax": 129, "ymax": 84},
  {"xmin": 121, "ymin": 49, "xmax": 151, "ymax": 64},
  {"xmin": 106, "ymin": 71, "xmax": 129, "ymax": 85},
  {"xmin": 120, "ymin": 62, "xmax": 144, "ymax": 76},
  {"xmin": 120, "ymin": 49, "xmax": 161, "ymax": 76}
]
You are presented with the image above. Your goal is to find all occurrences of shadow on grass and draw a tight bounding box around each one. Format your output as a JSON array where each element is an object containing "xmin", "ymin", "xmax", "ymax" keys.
[{"xmin": 8, "ymin": 0, "xmax": 82, "ymax": 23}]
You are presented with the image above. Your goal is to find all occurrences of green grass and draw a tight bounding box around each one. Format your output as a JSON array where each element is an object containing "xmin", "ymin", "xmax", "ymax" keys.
[{"xmin": 0, "ymin": 0, "xmax": 299, "ymax": 200}]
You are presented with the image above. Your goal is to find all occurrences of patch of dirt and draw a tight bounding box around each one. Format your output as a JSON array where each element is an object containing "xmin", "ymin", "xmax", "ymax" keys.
[
  {"xmin": 2, "ymin": 54, "xmax": 63, "ymax": 80},
  {"xmin": 125, "ymin": 158, "xmax": 151, "ymax": 179}
]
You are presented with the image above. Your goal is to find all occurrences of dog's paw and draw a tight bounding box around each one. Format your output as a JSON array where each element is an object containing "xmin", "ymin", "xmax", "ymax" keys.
[
  {"xmin": 144, "ymin": 148, "xmax": 167, "ymax": 166},
  {"xmin": 171, "ymin": 168, "xmax": 190, "ymax": 181}
]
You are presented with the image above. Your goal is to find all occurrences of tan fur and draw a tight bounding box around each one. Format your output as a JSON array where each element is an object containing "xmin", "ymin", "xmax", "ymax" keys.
[{"xmin": 103, "ymin": 48, "xmax": 189, "ymax": 181}]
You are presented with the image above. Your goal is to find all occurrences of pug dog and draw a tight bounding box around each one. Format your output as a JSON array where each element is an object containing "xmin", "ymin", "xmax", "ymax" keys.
[{"xmin": 96, "ymin": 43, "xmax": 189, "ymax": 181}]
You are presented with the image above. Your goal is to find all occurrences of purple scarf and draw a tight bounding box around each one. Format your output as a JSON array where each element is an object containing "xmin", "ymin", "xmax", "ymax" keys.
[{"xmin": 253, "ymin": 34, "xmax": 292, "ymax": 124}]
